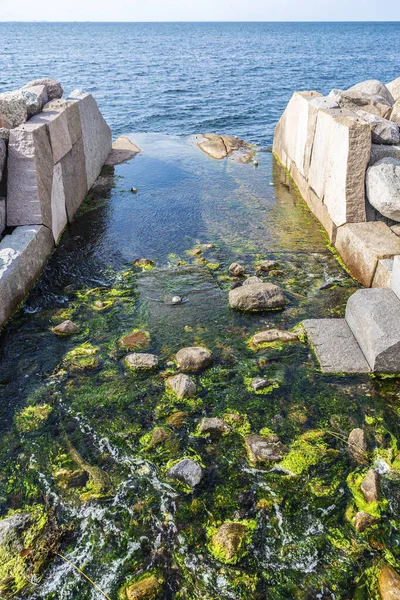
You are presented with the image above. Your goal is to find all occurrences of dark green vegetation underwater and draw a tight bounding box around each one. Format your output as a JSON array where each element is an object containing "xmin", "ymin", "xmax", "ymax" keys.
[{"xmin": 0, "ymin": 135, "xmax": 399, "ymax": 599}]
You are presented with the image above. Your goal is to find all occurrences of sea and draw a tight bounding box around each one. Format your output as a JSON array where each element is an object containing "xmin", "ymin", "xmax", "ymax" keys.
[{"xmin": 0, "ymin": 21, "xmax": 399, "ymax": 145}]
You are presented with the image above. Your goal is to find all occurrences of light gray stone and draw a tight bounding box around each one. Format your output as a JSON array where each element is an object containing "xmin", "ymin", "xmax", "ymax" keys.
[
  {"xmin": 60, "ymin": 138, "xmax": 88, "ymax": 222},
  {"xmin": 0, "ymin": 90, "xmax": 28, "ymax": 127},
  {"xmin": 199, "ymin": 417, "xmax": 231, "ymax": 435},
  {"xmin": 23, "ymin": 78, "xmax": 63, "ymax": 101},
  {"xmin": 51, "ymin": 162, "xmax": 68, "ymax": 242},
  {"xmin": 0, "ymin": 225, "xmax": 54, "ymax": 328},
  {"xmin": 166, "ymin": 458, "xmax": 203, "ymax": 489},
  {"xmin": 68, "ymin": 90, "xmax": 112, "ymax": 188},
  {"xmin": 229, "ymin": 262, "xmax": 245, "ymax": 276},
  {"xmin": 391, "ymin": 255, "xmax": 400, "ymax": 300},
  {"xmin": 366, "ymin": 158, "xmax": 400, "ymax": 221},
  {"xmin": 30, "ymin": 110, "xmax": 72, "ymax": 164},
  {"xmin": 357, "ymin": 111, "xmax": 400, "ymax": 145},
  {"xmin": 242, "ymin": 276, "xmax": 262, "ymax": 286},
  {"xmin": 348, "ymin": 79, "xmax": 394, "ymax": 105},
  {"xmin": 390, "ymin": 99, "xmax": 400, "ymax": 127},
  {"xmin": 303, "ymin": 318, "xmax": 371, "ymax": 373},
  {"xmin": 43, "ymin": 99, "xmax": 83, "ymax": 145},
  {"xmin": 369, "ymin": 143, "xmax": 400, "ymax": 166},
  {"xmin": 166, "ymin": 374, "xmax": 196, "ymax": 399},
  {"xmin": 0, "ymin": 138, "xmax": 6, "ymax": 181},
  {"xmin": 387, "ymin": 77, "xmax": 400, "ymax": 103},
  {"xmin": 229, "ymin": 282, "xmax": 286, "ymax": 311},
  {"xmin": 251, "ymin": 329, "xmax": 299, "ymax": 345},
  {"xmin": 176, "ymin": 346, "xmax": 212, "ymax": 372},
  {"xmin": 53, "ymin": 320, "xmax": 77, "ymax": 335},
  {"xmin": 330, "ymin": 89, "xmax": 392, "ymax": 119},
  {"xmin": 0, "ymin": 128, "xmax": 9, "ymax": 143},
  {"xmin": 0, "ymin": 513, "xmax": 31, "ymax": 547},
  {"xmin": 7, "ymin": 122, "xmax": 54, "ymax": 228},
  {"xmin": 345, "ymin": 288, "xmax": 400, "ymax": 372},
  {"xmin": 105, "ymin": 136, "xmax": 141, "ymax": 166},
  {"xmin": 125, "ymin": 353, "xmax": 159, "ymax": 369},
  {"xmin": 372, "ymin": 259, "xmax": 393, "ymax": 288},
  {"xmin": 250, "ymin": 377, "xmax": 271, "ymax": 391},
  {"xmin": 309, "ymin": 96, "xmax": 339, "ymax": 110},
  {"xmin": 244, "ymin": 434, "xmax": 288, "ymax": 463},
  {"xmin": 23, "ymin": 85, "xmax": 48, "ymax": 116}
]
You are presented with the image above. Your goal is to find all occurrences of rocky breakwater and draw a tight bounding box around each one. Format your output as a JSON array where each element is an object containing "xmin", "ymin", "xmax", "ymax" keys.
[{"xmin": 0, "ymin": 78, "xmax": 113, "ymax": 329}]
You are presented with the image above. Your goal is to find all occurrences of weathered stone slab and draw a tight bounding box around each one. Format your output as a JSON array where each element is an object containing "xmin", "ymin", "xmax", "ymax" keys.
[
  {"xmin": 0, "ymin": 225, "xmax": 54, "ymax": 328},
  {"xmin": 308, "ymin": 110, "xmax": 371, "ymax": 226},
  {"xmin": 51, "ymin": 162, "xmax": 68, "ymax": 242},
  {"xmin": 346, "ymin": 288, "xmax": 400, "ymax": 372},
  {"xmin": 303, "ymin": 318, "xmax": 371, "ymax": 373},
  {"xmin": 105, "ymin": 136, "xmax": 141, "ymax": 166},
  {"xmin": 372, "ymin": 258, "xmax": 393, "ymax": 288},
  {"xmin": 7, "ymin": 122, "xmax": 54, "ymax": 228},
  {"xmin": 335, "ymin": 222, "xmax": 400, "ymax": 287},
  {"xmin": 29, "ymin": 110, "xmax": 72, "ymax": 164},
  {"xmin": 60, "ymin": 138, "xmax": 88, "ymax": 222},
  {"xmin": 391, "ymin": 255, "xmax": 400, "ymax": 300},
  {"xmin": 0, "ymin": 198, "xmax": 5, "ymax": 236},
  {"xmin": 43, "ymin": 99, "xmax": 82, "ymax": 145},
  {"xmin": 369, "ymin": 143, "xmax": 400, "ymax": 166},
  {"xmin": 68, "ymin": 90, "xmax": 112, "ymax": 188}
]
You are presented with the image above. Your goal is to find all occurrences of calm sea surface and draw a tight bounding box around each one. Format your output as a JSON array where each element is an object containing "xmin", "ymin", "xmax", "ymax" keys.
[{"xmin": 0, "ymin": 21, "xmax": 399, "ymax": 144}]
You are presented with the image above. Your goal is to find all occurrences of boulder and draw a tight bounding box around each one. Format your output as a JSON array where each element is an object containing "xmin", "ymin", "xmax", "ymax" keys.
[
  {"xmin": 229, "ymin": 262, "xmax": 245, "ymax": 277},
  {"xmin": 244, "ymin": 434, "xmax": 288, "ymax": 463},
  {"xmin": 360, "ymin": 469, "xmax": 380, "ymax": 503},
  {"xmin": 387, "ymin": 77, "xmax": 400, "ymax": 103},
  {"xmin": 390, "ymin": 99, "xmax": 400, "ymax": 127},
  {"xmin": 149, "ymin": 427, "xmax": 171, "ymax": 446},
  {"xmin": 166, "ymin": 411, "xmax": 188, "ymax": 428},
  {"xmin": 330, "ymin": 89, "xmax": 392, "ymax": 119},
  {"xmin": 354, "ymin": 511, "xmax": 378, "ymax": 532},
  {"xmin": 166, "ymin": 373, "xmax": 196, "ymax": 399},
  {"xmin": 256, "ymin": 260, "xmax": 278, "ymax": 272},
  {"xmin": 21, "ymin": 87, "xmax": 46, "ymax": 117},
  {"xmin": 357, "ymin": 110, "xmax": 400, "ymax": 145},
  {"xmin": 0, "ymin": 90, "xmax": 28, "ymax": 127},
  {"xmin": 199, "ymin": 417, "xmax": 231, "ymax": 436},
  {"xmin": 125, "ymin": 574, "xmax": 161, "ymax": 600},
  {"xmin": 0, "ymin": 138, "xmax": 6, "ymax": 181},
  {"xmin": 309, "ymin": 96, "xmax": 339, "ymax": 110},
  {"xmin": 0, "ymin": 112, "xmax": 12, "ymax": 129},
  {"xmin": 125, "ymin": 353, "xmax": 159, "ymax": 370},
  {"xmin": 251, "ymin": 329, "xmax": 298, "ymax": 346},
  {"xmin": 369, "ymin": 143, "xmax": 400, "ymax": 166},
  {"xmin": 105, "ymin": 136, "xmax": 141, "ymax": 166},
  {"xmin": 366, "ymin": 158, "xmax": 400, "ymax": 221},
  {"xmin": 53, "ymin": 320, "xmax": 77, "ymax": 335},
  {"xmin": 198, "ymin": 134, "xmax": 227, "ymax": 160},
  {"xmin": 348, "ymin": 79, "xmax": 394, "ymax": 105},
  {"xmin": 243, "ymin": 276, "xmax": 262, "ymax": 286},
  {"xmin": 378, "ymin": 566, "xmax": 400, "ymax": 600},
  {"xmin": 250, "ymin": 377, "xmax": 270, "ymax": 391},
  {"xmin": 176, "ymin": 346, "xmax": 212, "ymax": 372},
  {"xmin": 229, "ymin": 282, "xmax": 286, "ymax": 311},
  {"xmin": 166, "ymin": 458, "xmax": 203, "ymax": 488},
  {"xmin": 347, "ymin": 428, "xmax": 368, "ymax": 464},
  {"xmin": 211, "ymin": 522, "xmax": 249, "ymax": 563},
  {"xmin": 23, "ymin": 77, "xmax": 63, "ymax": 101},
  {"xmin": 0, "ymin": 128, "xmax": 10, "ymax": 143},
  {"xmin": 43, "ymin": 99, "xmax": 83, "ymax": 145}
]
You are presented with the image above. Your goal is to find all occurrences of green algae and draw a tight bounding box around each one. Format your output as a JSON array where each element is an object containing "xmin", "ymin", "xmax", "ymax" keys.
[
  {"xmin": 206, "ymin": 519, "xmax": 257, "ymax": 565},
  {"xmin": 347, "ymin": 470, "xmax": 388, "ymax": 518},
  {"xmin": 278, "ymin": 430, "xmax": 328, "ymax": 475},
  {"xmin": 15, "ymin": 404, "xmax": 53, "ymax": 433}
]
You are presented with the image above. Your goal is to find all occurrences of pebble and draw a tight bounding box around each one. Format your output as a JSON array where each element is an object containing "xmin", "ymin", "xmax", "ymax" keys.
[
  {"xmin": 250, "ymin": 377, "xmax": 270, "ymax": 391},
  {"xmin": 131, "ymin": 187, "xmax": 138, "ymax": 193},
  {"xmin": 171, "ymin": 296, "xmax": 182, "ymax": 305}
]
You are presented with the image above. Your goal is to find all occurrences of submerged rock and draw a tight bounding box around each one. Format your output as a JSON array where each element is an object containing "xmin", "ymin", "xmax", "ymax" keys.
[
  {"xmin": 210, "ymin": 521, "xmax": 249, "ymax": 564},
  {"xmin": 166, "ymin": 458, "xmax": 203, "ymax": 489},
  {"xmin": 199, "ymin": 417, "xmax": 231, "ymax": 436},
  {"xmin": 251, "ymin": 329, "xmax": 298, "ymax": 346},
  {"xmin": 121, "ymin": 330, "xmax": 150, "ymax": 350},
  {"xmin": 378, "ymin": 566, "xmax": 400, "ymax": 600},
  {"xmin": 347, "ymin": 428, "xmax": 368, "ymax": 464},
  {"xmin": 150, "ymin": 427, "xmax": 171, "ymax": 446},
  {"xmin": 245, "ymin": 434, "xmax": 288, "ymax": 463},
  {"xmin": 250, "ymin": 377, "xmax": 270, "ymax": 392},
  {"xmin": 54, "ymin": 468, "xmax": 89, "ymax": 489},
  {"xmin": 176, "ymin": 346, "xmax": 212, "ymax": 373},
  {"xmin": 105, "ymin": 136, "xmax": 141, "ymax": 166},
  {"xmin": 125, "ymin": 574, "xmax": 162, "ymax": 599},
  {"xmin": 134, "ymin": 258, "xmax": 154, "ymax": 269},
  {"xmin": 242, "ymin": 276, "xmax": 262, "ymax": 286},
  {"xmin": 229, "ymin": 262, "xmax": 245, "ymax": 277},
  {"xmin": 256, "ymin": 260, "xmax": 278, "ymax": 272},
  {"xmin": 166, "ymin": 411, "xmax": 188, "ymax": 428},
  {"xmin": 166, "ymin": 373, "xmax": 196, "ymax": 399},
  {"xmin": 53, "ymin": 320, "xmax": 78, "ymax": 335},
  {"xmin": 361, "ymin": 469, "xmax": 380, "ymax": 503},
  {"xmin": 229, "ymin": 283, "xmax": 286, "ymax": 312},
  {"xmin": 198, "ymin": 134, "xmax": 252, "ymax": 160},
  {"xmin": 354, "ymin": 511, "xmax": 378, "ymax": 532},
  {"xmin": 125, "ymin": 353, "xmax": 159, "ymax": 370}
]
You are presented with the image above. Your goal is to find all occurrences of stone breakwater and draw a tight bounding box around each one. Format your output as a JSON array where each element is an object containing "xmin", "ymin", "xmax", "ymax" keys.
[
  {"xmin": 0, "ymin": 78, "xmax": 112, "ymax": 329},
  {"xmin": 274, "ymin": 77, "xmax": 400, "ymax": 373}
]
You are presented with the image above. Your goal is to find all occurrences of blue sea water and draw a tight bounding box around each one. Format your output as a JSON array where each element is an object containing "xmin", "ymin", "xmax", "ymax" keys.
[{"xmin": 0, "ymin": 21, "xmax": 399, "ymax": 145}]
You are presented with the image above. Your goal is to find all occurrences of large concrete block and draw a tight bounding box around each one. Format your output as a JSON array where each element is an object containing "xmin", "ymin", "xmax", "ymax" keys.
[
  {"xmin": 308, "ymin": 110, "xmax": 371, "ymax": 226},
  {"xmin": 29, "ymin": 110, "xmax": 72, "ymax": 164},
  {"xmin": 303, "ymin": 318, "xmax": 371, "ymax": 373},
  {"xmin": 372, "ymin": 258, "xmax": 393, "ymax": 288},
  {"xmin": 51, "ymin": 162, "xmax": 68, "ymax": 242},
  {"xmin": 346, "ymin": 288, "xmax": 400, "ymax": 372},
  {"xmin": 335, "ymin": 222, "xmax": 400, "ymax": 287},
  {"xmin": 68, "ymin": 90, "xmax": 112, "ymax": 188},
  {"xmin": 0, "ymin": 225, "xmax": 54, "ymax": 328},
  {"xmin": 60, "ymin": 138, "xmax": 88, "ymax": 222},
  {"xmin": 43, "ymin": 99, "xmax": 82, "ymax": 145},
  {"xmin": 7, "ymin": 122, "xmax": 53, "ymax": 228}
]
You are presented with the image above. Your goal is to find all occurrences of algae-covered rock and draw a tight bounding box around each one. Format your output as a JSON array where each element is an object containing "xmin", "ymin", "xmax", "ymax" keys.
[
  {"xmin": 378, "ymin": 566, "xmax": 400, "ymax": 600},
  {"xmin": 251, "ymin": 329, "xmax": 298, "ymax": 346},
  {"xmin": 361, "ymin": 469, "xmax": 380, "ymax": 503},
  {"xmin": 123, "ymin": 574, "xmax": 162, "ymax": 599},
  {"xmin": 347, "ymin": 428, "xmax": 368, "ymax": 464},
  {"xmin": 209, "ymin": 521, "xmax": 254, "ymax": 564},
  {"xmin": 175, "ymin": 346, "xmax": 212, "ymax": 373},
  {"xmin": 54, "ymin": 468, "xmax": 89, "ymax": 489},
  {"xmin": 250, "ymin": 378, "xmax": 271, "ymax": 392},
  {"xmin": 229, "ymin": 283, "xmax": 286, "ymax": 312},
  {"xmin": 120, "ymin": 330, "xmax": 150, "ymax": 351},
  {"xmin": 0, "ymin": 506, "xmax": 58, "ymax": 598},
  {"xmin": 245, "ymin": 434, "xmax": 288, "ymax": 463},
  {"xmin": 166, "ymin": 458, "xmax": 203, "ymax": 489},
  {"xmin": 134, "ymin": 258, "xmax": 155, "ymax": 269},
  {"xmin": 229, "ymin": 262, "xmax": 245, "ymax": 277},
  {"xmin": 15, "ymin": 404, "xmax": 52, "ymax": 433},
  {"xmin": 166, "ymin": 411, "xmax": 188, "ymax": 428},
  {"xmin": 199, "ymin": 417, "xmax": 231, "ymax": 436},
  {"xmin": 166, "ymin": 373, "xmax": 196, "ymax": 399},
  {"xmin": 354, "ymin": 511, "xmax": 378, "ymax": 532}
]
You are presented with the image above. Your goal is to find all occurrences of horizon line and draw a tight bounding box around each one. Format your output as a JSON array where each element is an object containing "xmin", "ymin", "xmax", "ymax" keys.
[{"xmin": 0, "ymin": 20, "xmax": 399, "ymax": 24}]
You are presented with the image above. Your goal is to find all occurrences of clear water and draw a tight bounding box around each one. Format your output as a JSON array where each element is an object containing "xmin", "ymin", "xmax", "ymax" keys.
[
  {"xmin": 0, "ymin": 22, "xmax": 399, "ymax": 144},
  {"xmin": 0, "ymin": 135, "xmax": 400, "ymax": 599}
]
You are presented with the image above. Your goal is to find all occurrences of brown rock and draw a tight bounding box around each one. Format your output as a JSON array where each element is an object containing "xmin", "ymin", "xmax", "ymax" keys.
[
  {"xmin": 251, "ymin": 329, "xmax": 298, "ymax": 346},
  {"xmin": 360, "ymin": 469, "xmax": 380, "ymax": 503},
  {"xmin": 229, "ymin": 262, "xmax": 245, "ymax": 277},
  {"xmin": 166, "ymin": 373, "xmax": 196, "ymax": 399},
  {"xmin": 211, "ymin": 522, "xmax": 248, "ymax": 562},
  {"xmin": 150, "ymin": 427, "xmax": 171, "ymax": 446},
  {"xmin": 199, "ymin": 417, "xmax": 231, "ymax": 436},
  {"xmin": 121, "ymin": 331, "xmax": 150, "ymax": 350},
  {"xmin": 354, "ymin": 511, "xmax": 378, "ymax": 532},
  {"xmin": 198, "ymin": 134, "xmax": 227, "ymax": 160},
  {"xmin": 53, "ymin": 320, "xmax": 77, "ymax": 335},
  {"xmin": 105, "ymin": 136, "xmax": 141, "ymax": 166},
  {"xmin": 54, "ymin": 468, "xmax": 88, "ymax": 489},
  {"xmin": 229, "ymin": 283, "xmax": 286, "ymax": 312},
  {"xmin": 126, "ymin": 574, "xmax": 161, "ymax": 600},
  {"xmin": 378, "ymin": 566, "xmax": 400, "ymax": 600},
  {"xmin": 134, "ymin": 258, "xmax": 155, "ymax": 268},
  {"xmin": 176, "ymin": 346, "xmax": 212, "ymax": 373},
  {"xmin": 245, "ymin": 434, "xmax": 288, "ymax": 463},
  {"xmin": 347, "ymin": 428, "xmax": 368, "ymax": 464},
  {"xmin": 166, "ymin": 411, "xmax": 188, "ymax": 428}
]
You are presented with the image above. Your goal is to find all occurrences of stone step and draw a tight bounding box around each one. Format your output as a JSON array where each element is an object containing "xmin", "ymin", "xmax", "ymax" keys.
[
  {"xmin": 345, "ymin": 288, "xmax": 400, "ymax": 372},
  {"xmin": 303, "ymin": 319, "xmax": 371, "ymax": 373}
]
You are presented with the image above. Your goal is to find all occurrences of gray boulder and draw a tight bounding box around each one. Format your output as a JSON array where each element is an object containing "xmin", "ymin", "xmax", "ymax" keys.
[
  {"xmin": 166, "ymin": 458, "xmax": 203, "ymax": 489},
  {"xmin": 199, "ymin": 417, "xmax": 231, "ymax": 436},
  {"xmin": 390, "ymin": 99, "xmax": 400, "ymax": 127},
  {"xmin": 387, "ymin": 77, "xmax": 400, "ymax": 103},
  {"xmin": 329, "ymin": 89, "xmax": 392, "ymax": 119},
  {"xmin": 244, "ymin": 434, "xmax": 288, "ymax": 463},
  {"xmin": 0, "ymin": 90, "xmax": 28, "ymax": 127},
  {"xmin": 166, "ymin": 373, "xmax": 196, "ymax": 399},
  {"xmin": 21, "ymin": 88, "xmax": 45, "ymax": 117},
  {"xmin": 0, "ymin": 138, "xmax": 6, "ymax": 181},
  {"xmin": 0, "ymin": 128, "xmax": 10, "ymax": 143},
  {"xmin": 23, "ymin": 77, "xmax": 63, "ymax": 100},
  {"xmin": 229, "ymin": 262, "xmax": 245, "ymax": 277},
  {"xmin": 348, "ymin": 79, "xmax": 394, "ymax": 105},
  {"xmin": 357, "ymin": 110, "xmax": 400, "ymax": 145},
  {"xmin": 366, "ymin": 158, "xmax": 400, "ymax": 221},
  {"xmin": 0, "ymin": 513, "xmax": 31, "ymax": 549},
  {"xmin": 125, "ymin": 353, "xmax": 159, "ymax": 369},
  {"xmin": 369, "ymin": 143, "xmax": 400, "ymax": 166},
  {"xmin": 176, "ymin": 346, "xmax": 212, "ymax": 372},
  {"xmin": 229, "ymin": 282, "xmax": 286, "ymax": 311},
  {"xmin": 242, "ymin": 276, "xmax": 262, "ymax": 286}
]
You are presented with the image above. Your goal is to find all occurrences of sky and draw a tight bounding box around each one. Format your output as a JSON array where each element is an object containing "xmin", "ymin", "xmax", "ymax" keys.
[{"xmin": 0, "ymin": 0, "xmax": 399, "ymax": 22}]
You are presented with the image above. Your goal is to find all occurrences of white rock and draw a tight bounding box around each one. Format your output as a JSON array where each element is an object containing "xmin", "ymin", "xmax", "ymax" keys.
[
  {"xmin": 329, "ymin": 89, "xmax": 392, "ymax": 119},
  {"xmin": 387, "ymin": 77, "xmax": 400, "ymax": 103},
  {"xmin": 348, "ymin": 79, "xmax": 394, "ymax": 105},
  {"xmin": 390, "ymin": 99, "xmax": 400, "ymax": 127},
  {"xmin": 357, "ymin": 110, "xmax": 400, "ymax": 145},
  {"xmin": 23, "ymin": 78, "xmax": 63, "ymax": 101},
  {"xmin": 125, "ymin": 353, "xmax": 159, "ymax": 369},
  {"xmin": 366, "ymin": 158, "xmax": 400, "ymax": 221}
]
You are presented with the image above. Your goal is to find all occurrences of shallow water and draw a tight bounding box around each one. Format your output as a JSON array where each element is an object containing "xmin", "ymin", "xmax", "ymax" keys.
[{"xmin": 0, "ymin": 136, "xmax": 400, "ymax": 599}]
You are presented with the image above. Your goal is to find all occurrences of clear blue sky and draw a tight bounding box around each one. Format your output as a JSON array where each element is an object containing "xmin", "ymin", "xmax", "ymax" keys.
[{"xmin": 0, "ymin": 0, "xmax": 399, "ymax": 22}]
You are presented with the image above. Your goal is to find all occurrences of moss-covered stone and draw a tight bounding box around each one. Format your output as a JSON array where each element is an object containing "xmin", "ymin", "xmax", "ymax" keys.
[{"xmin": 207, "ymin": 520, "xmax": 256, "ymax": 564}]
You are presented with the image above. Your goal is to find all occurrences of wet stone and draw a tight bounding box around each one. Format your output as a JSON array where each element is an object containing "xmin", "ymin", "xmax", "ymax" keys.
[
  {"xmin": 150, "ymin": 427, "xmax": 171, "ymax": 446},
  {"xmin": 125, "ymin": 574, "xmax": 161, "ymax": 600},
  {"xmin": 53, "ymin": 320, "xmax": 78, "ymax": 335},
  {"xmin": 125, "ymin": 353, "xmax": 159, "ymax": 370},
  {"xmin": 121, "ymin": 331, "xmax": 150, "ymax": 350},
  {"xmin": 211, "ymin": 522, "xmax": 248, "ymax": 563},
  {"xmin": 251, "ymin": 329, "xmax": 299, "ymax": 346},
  {"xmin": 171, "ymin": 295, "xmax": 182, "ymax": 305},
  {"xmin": 378, "ymin": 566, "xmax": 400, "ymax": 600},
  {"xmin": 54, "ymin": 468, "xmax": 89, "ymax": 489},
  {"xmin": 166, "ymin": 411, "xmax": 188, "ymax": 428},
  {"xmin": 199, "ymin": 417, "xmax": 231, "ymax": 436},
  {"xmin": 361, "ymin": 469, "xmax": 381, "ymax": 503},
  {"xmin": 166, "ymin": 373, "xmax": 196, "ymax": 399},
  {"xmin": 0, "ymin": 513, "xmax": 31, "ymax": 547},
  {"xmin": 347, "ymin": 428, "xmax": 368, "ymax": 464},
  {"xmin": 134, "ymin": 258, "xmax": 154, "ymax": 268},
  {"xmin": 245, "ymin": 434, "xmax": 288, "ymax": 463},
  {"xmin": 229, "ymin": 262, "xmax": 245, "ymax": 277},
  {"xmin": 250, "ymin": 377, "xmax": 270, "ymax": 391},
  {"xmin": 256, "ymin": 260, "xmax": 278, "ymax": 272},
  {"xmin": 354, "ymin": 511, "xmax": 378, "ymax": 532},
  {"xmin": 176, "ymin": 346, "xmax": 212, "ymax": 373},
  {"xmin": 229, "ymin": 283, "xmax": 286, "ymax": 312},
  {"xmin": 166, "ymin": 458, "xmax": 203, "ymax": 489},
  {"xmin": 242, "ymin": 276, "xmax": 262, "ymax": 286}
]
